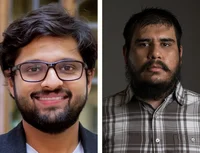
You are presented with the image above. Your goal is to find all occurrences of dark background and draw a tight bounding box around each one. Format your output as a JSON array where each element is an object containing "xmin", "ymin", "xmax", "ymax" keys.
[{"xmin": 103, "ymin": 0, "xmax": 200, "ymax": 97}]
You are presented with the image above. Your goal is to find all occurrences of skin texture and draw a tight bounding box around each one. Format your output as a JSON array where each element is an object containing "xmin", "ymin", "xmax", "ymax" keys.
[
  {"xmin": 124, "ymin": 24, "xmax": 182, "ymax": 108},
  {"xmin": 7, "ymin": 36, "xmax": 94, "ymax": 153}
]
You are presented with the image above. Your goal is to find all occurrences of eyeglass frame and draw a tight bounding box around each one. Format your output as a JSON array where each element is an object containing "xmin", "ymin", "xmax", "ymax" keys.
[{"xmin": 11, "ymin": 59, "xmax": 88, "ymax": 82}]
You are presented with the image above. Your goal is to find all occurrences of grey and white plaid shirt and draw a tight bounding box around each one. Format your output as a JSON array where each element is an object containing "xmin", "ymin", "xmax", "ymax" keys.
[{"xmin": 103, "ymin": 82, "xmax": 200, "ymax": 153}]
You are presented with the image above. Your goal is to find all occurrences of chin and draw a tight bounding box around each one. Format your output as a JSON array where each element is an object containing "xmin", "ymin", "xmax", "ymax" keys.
[{"xmin": 143, "ymin": 74, "xmax": 170, "ymax": 83}]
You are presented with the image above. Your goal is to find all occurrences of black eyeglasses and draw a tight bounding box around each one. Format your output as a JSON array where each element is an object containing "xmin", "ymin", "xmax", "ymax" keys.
[{"xmin": 11, "ymin": 60, "xmax": 88, "ymax": 82}]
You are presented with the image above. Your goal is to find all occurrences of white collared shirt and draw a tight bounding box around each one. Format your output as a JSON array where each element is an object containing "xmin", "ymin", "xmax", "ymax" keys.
[{"xmin": 26, "ymin": 141, "xmax": 84, "ymax": 153}]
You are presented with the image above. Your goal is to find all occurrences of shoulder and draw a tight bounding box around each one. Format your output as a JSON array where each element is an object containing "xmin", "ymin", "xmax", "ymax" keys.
[
  {"xmin": 80, "ymin": 124, "xmax": 97, "ymax": 141},
  {"xmin": 174, "ymin": 82, "xmax": 200, "ymax": 105},
  {"xmin": 103, "ymin": 86, "xmax": 133, "ymax": 120},
  {"xmin": 183, "ymin": 88, "xmax": 200, "ymax": 104},
  {"xmin": 103, "ymin": 88, "xmax": 128, "ymax": 107},
  {"xmin": 0, "ymin": 122, "xmax": 26, "ymax": 153},
  {"xmin": 79, "ymin": 124, "xmax": 97, "ymax": 153}
]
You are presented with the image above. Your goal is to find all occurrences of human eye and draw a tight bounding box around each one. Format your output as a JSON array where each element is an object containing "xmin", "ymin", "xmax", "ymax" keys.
[
  {"xmin": 28, "ymin": 66, "xmax": 41, "ymax": 72},
  {"xmin": 59, "ymin": 63, "xmax": 77, "ymax": 74},
  {"xmin": 137, "ymin": 42, "xmax": 150, "ymax": 47},
  {"xmin": 161, "ymin": 42, "xmax": 170, "ymax": 47},
  {"xmin": 161, "ymin": 40, "xmax": 173, "ymax": 47},
  {"xmin": 63, "ymin": 65, "xmax": 74, "ymax": 71},
  {"xmin": 22, "ymin": 63, "xmax": 43, "ymax": 73}
]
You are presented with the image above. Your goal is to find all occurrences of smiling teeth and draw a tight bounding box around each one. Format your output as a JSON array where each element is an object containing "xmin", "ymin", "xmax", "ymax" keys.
[{"xmin": 39, "ymin": 97, "xmax": 63, "ymax": 101}]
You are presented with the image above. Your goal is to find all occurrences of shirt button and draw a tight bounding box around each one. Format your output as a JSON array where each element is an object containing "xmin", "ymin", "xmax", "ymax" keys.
[
  {"xmin": 156, "ymin": 138, "xmax": 160, "ymax": 143},
  {"xmin": 191, "ymin": 137, "xmax": 195, "ymax": 142}
]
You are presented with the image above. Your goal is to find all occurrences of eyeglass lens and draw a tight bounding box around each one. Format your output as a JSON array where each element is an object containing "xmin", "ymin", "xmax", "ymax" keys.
[{"xmin": 19, "ymin": 61, "xmax": 83, "ymax": 81}]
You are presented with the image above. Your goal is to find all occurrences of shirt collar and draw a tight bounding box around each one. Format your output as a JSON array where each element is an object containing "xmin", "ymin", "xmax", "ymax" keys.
[
  {"xmin": 124, "ymin": 84, "xmax": 134, "ymax": 105},
  {"xmin": 174, "ymin": 81, "xmax": 185, "ymax": 105}
]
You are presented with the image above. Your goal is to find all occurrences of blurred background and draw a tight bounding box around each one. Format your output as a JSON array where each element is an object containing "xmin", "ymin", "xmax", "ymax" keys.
[{"xmin": 0, "ymin": 0, "xmax": 97, "ymax": 134}]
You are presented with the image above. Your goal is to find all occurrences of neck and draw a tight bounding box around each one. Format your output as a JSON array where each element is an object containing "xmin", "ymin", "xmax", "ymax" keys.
[
  {"xmin": 23, "ymin": 120, "xmax": 79, "ymax": 153},
  {"xmin": 132, "ymin": 81, "xmax": 177, "ymax": 109},
  {"xmin": 146, "ymin": 99, "xmax": 163, "ymax": 109}
]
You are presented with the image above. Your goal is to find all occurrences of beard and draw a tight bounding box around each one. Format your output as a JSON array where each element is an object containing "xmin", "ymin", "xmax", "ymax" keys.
[
  {"xmin": 13, "ymin": 86, "xmax": 87, "ymax": 134},
  {"xmin": 126, "ymin": 59, "xmax": 181, "ymax": 101}
]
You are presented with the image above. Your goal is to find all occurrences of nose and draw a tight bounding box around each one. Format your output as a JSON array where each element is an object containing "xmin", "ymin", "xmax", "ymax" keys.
[
  {"xmin": 147, "ymin": 44, "xmax": 162, "ymax": 60},
  {"xmin": 41, "ymin": 68, "xmax": 63, "ymax": 90}
]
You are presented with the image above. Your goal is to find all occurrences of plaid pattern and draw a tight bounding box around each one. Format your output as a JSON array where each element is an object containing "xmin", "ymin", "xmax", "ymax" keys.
[{"xmin": 103, "ymin": 82, "xmax": 200, "ymax": 153}]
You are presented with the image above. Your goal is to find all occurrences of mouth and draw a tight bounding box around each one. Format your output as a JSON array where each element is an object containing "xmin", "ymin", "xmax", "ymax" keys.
[
  {"xmin": 32, "ymin": 93, "xmax": 69, "ymax": 106},
  {"xmin": 147, "ymin": 64, "xmax": 163, "ymax": 72}
]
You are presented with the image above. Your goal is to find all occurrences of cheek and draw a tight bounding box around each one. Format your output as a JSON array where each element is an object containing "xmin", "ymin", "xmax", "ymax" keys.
[
  {"xmin": 166, "ymin": 53, "xmax": 180, "ymax": 70},
  {"xmin": 65, "ymin": 76, "xmax": 87, "ymax": 96},
  {"xmin": 14, "ymin": 76, "xmax": 38, "ymax": 99},
  {"xmin": 129, "ymin": 51, "xmax": 146, "ymax": 70}
]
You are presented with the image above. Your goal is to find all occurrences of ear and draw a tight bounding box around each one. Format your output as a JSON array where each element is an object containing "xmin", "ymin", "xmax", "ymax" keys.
[
  {"xmin": 4, "ymin": 70, "xmax": 15, "ymax": 98},
  {"xmin": 179, "ymin": 45, "xmax": 183, "ymax": 64},
  {"xmin": 87, "ymin": 68, "xmax": 95, "ymax": 94},
  {"xmin": 123, "ymin": 45, "xmax": 128, "ymax": 64}
]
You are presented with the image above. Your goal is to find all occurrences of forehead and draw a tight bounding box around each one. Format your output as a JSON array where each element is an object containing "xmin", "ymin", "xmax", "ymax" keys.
[
  {"xmin": 15, "ymin": 36, "xmax": 83, "ymax": 64},
  {"xmin": 132, "ymin": 24, "xmax": 177, "ymax": 40}
]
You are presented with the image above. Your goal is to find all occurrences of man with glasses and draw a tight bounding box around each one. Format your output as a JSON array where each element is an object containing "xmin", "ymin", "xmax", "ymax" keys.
[{"xmin": 0, "ymin": 3, "xmax": 97, "ymax": 153}]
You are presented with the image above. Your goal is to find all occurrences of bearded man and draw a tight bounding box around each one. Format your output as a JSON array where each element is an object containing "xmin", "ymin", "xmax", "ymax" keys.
[
  {"xmin": 103, "ymin": 8, "xmax": 200, "ymax": 153},
  {"xmin": 0, "ymin": 3, "xmax": 97, "ymax": 153}
]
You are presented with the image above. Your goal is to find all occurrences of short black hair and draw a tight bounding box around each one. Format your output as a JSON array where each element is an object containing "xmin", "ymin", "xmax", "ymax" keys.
[
  {"xmin": 0, "ymin": 3, "xmax": 97, "ymax": 76},
  {"xmin": 123, "ymin": 7, "xmax": 182, "ymax": 57}
]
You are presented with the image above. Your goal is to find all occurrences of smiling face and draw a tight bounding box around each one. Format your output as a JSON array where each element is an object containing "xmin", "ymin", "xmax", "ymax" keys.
[
  {"xmin": 7, "ymin": 36, "xmax": 94, "ymax": 134},
  {"xmin": 125, "ymin": 24, "xmax": 182, "ymax": 100}
]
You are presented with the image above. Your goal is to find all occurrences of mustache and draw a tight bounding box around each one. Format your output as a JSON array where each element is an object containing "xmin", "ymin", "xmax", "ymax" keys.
[
  {"xmin": 30, "ymin": 88, "xmax": 72, "ymax": 99},
  {"xmin": 139, "ymin": 60, "xmax": 170, "ymax": 73}
]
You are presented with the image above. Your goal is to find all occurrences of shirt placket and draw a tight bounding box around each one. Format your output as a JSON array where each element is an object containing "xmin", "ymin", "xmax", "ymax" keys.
[
  {"xmin": 152, "ymin": 109, "xmax": 162, "ymax": 153},
  {"xmin": 152, "ymin": 98, "xmax": 171, "ymax": 153},
  {"xmin": 142, "ymin": 99, "xmax": 169, "ymax": 153}
]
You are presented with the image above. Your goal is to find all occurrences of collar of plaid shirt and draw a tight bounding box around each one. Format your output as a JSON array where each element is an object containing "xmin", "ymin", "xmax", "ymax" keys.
[{"xmin": 103, "ymin": 82, "xmax": 200, "ymax": 153}]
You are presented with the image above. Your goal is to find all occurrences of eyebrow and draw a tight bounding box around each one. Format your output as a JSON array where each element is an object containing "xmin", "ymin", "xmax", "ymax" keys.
[
  {"xmin": 135, "ymin": 38, "xmax": 151, "ymax": 43},
  {"xmin": 135, "ymin": 38, "xmax": 175, "ymax": 43},
  {"xmin": 159, "ymin": 38, "xmax": 175, "ymax": 43},
  {"xmin": 23, "ymin": 58, "xmax": 79, "ymax": 63}
]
